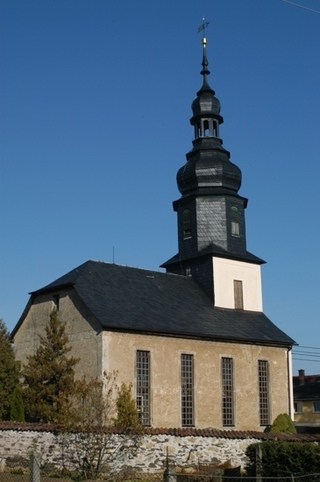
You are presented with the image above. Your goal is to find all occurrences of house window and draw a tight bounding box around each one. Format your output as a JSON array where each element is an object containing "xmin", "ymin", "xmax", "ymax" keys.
[
  {"xmin": 222, "ymin": 357, "xmax": 234, "ymax": 426},
  {"xmin": 294, "ymin": 401, "xmax": 303, "ymax": 413},
  {"xmin": 258, "ymin": 360, "xmax": 270, "ymax": 426},
  {"xmin": 52, "ymin": 294, "xmax": 60, "ymax": 311},
  {"xmin": 136, "ymin": 350, "xmax": 150, "ymax": 425},
  {"xmin": 233, "ymin": 280, "xmax": 244, "ymax": 310},
  {"xmin": 313, "ymin": 401, "xmax": 320, "ymax": 413},
  {"xmin": 181, "ymin": 354, "xmax": 194, "ymax": 426},
  {"xmin": 231, "ymin": 206, "xmax": 240, "ymax": 236},
  {"xmin": 182, "ymin": 210, "xmax": 192, "ymax": 239}
]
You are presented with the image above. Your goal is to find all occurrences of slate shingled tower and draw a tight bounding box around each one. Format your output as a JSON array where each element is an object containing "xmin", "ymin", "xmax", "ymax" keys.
[{"xmin": 162, "ymin": 34, "xmax": 265, "ymax": 310}]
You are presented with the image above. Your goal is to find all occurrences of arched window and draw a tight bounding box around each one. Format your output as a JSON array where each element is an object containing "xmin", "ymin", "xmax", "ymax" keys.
[
  {"xmin": 182, "ymin": 210, "xmax": 192, "ymax": 239},
  {"xmin": 231, "ymin": 206, "xmax": 240, "ymax": 237}
]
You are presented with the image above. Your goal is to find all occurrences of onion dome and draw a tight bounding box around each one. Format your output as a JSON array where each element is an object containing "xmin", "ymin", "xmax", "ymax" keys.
[{"xmin": 177, "ymin": 37, "xmax": 242, "ymax": 197}]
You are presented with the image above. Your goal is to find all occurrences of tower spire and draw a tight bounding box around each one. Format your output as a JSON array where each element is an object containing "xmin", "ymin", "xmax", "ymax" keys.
[
  {"xmin": 161, "ymin": 24, "xmax": 265, "ymax": 306},
  {"xmin": 198, "ymin": 19, "xmax": 211, "ymax": 91}
]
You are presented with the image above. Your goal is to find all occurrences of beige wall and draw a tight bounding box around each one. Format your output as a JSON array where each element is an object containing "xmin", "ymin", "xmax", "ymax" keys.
[
  {"xmin": 103, "ymin": 331, "xmax": 290, "ymax": 431},
  {"xmin": 14, "ymin": 292, "xmax": 290, "ymax": 431},
  {"xmin": 294, "ymin": 400, "xmax": 320, "ymax": 424},
  {"xmin": 13, "ymin": 289, "xmax": 103, "ymax": 379}
]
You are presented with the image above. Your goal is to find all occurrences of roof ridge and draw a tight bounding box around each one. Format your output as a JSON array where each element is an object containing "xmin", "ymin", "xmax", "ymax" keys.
[{"xmin": 81, "ymin": 259, "xmax": 188, "ymax": 278}]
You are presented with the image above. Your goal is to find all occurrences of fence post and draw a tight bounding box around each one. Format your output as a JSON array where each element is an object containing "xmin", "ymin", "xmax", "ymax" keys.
[
  {"xmin": 29, "ymin": 451, "xmax": 41, "ymax": 482},
  {"xmin": 255, "ymin": 444, "xmax": 262, "ymax": 482},
  {"xmin": 163, "ymin": 459, "xmax": 177, "ymax": 482}
]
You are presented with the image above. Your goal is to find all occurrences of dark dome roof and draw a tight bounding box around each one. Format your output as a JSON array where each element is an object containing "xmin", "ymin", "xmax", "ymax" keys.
[
  {"xmin": 177, "ymin": 39, "xmax": 241, "ymax": 197},
  {"xmin": 191, "ymin": 86, "xmax": 221, "ymax": 118},
  {"xmin": 177, "ymin": 138, "xmax": 242, "ymax": 195}
]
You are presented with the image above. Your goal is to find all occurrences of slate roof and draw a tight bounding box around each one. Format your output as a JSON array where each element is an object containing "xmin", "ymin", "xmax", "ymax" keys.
[
  {"xmin": 26, "ymin": 260, "xmax": 294, "ymax": 346},
  {"xmin": 161, "ymin": 242, "xmax": 265, "ymax": 268}
]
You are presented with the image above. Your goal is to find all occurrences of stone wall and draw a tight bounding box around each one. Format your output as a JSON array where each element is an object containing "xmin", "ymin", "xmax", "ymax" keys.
[{"xmin": 1, "ymin": 425, "xmax": 318, "ymax": 474}]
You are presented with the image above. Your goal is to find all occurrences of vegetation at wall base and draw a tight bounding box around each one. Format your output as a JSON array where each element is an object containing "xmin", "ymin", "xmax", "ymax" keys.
[
  {"xmin": 245, "ymin": 440, "xmax": 320, "ymax": 478},
  {"xmin": 269, "ymin": 412, "xmax": 296, "ymax": 433},
  {"xmin": 114, "ymin": 382, "xmax": 142, "ymax": 430},
  {"xmin": 56, "ymin": 373, "xmax": 142, "ymax": 480}
]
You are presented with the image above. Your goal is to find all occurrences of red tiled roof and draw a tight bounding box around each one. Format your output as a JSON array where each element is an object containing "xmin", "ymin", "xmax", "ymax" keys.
[{"xmin": 0, "ymin": 421, "xmax": 319, "ymax": 442}]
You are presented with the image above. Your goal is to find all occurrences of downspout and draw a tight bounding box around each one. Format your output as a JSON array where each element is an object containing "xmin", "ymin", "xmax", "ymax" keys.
[{"xmin": 287, "ymin": 347, "xmax": 294, "ymax": 419}]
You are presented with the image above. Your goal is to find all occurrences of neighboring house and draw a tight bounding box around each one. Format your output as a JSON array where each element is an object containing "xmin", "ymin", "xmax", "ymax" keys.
[
  {"xmin": 12, "ymin": 35, "xmax": 295, "ymax": 431},
  {"xmin": 293, "ymin": 369, "xmax": 320, "ymax": 433}
]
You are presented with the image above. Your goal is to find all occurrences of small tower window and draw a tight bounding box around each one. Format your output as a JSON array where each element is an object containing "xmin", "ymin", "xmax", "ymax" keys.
[
  {"xmin": 203, "ymin": 120, "xmax": 210, "ymax": 136},
  {"xmin": 182, "ymin": 210, "xmax": 192, "ymax": 239},
  {"xmin": 233, "ymin": 280, "xmax": 243, "ymax": 310},
  {"xmin": 231, "ymin": 206, "xmax": 240, "ymax": 237}
]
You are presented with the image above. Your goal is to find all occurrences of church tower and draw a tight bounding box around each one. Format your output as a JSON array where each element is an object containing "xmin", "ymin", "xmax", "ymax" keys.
[{"xmin": 162, "ymin": 33, "xmax": 265, "ymax": 312}]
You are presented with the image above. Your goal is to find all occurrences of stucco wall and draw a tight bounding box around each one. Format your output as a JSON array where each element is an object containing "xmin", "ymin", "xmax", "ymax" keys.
[
  {"xmin": 104, "ymin": 331, "xmax": 290, "ymax": 430},
  {"xmin": 212, "ymin": 257, "xmax": 263, "ymax": 311},
  {"xmin": 13, "ymin": 291, "xmax": 290, "ymax": 432},
  {"xmin": 295, "ymin": 401, "xmax": 320, "ymax": 424},
  {"xmin": 13, "ymin": 289, "xmax": 103, "ymax": 380}
]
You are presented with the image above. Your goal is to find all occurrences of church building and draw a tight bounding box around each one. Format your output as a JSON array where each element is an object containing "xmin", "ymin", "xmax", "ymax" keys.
[{"xmin": 12, "ymin": 34, "xmax": 295, "ymax": 431}]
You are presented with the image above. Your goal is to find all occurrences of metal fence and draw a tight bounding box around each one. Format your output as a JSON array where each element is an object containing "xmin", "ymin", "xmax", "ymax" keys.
[
  {"xmin": 174, "ymin": 475, "xmax": 320, "ymax": 482},
  {"xmin": 1, "ymin": 452, "xmax": 320, "ymax": 482}
]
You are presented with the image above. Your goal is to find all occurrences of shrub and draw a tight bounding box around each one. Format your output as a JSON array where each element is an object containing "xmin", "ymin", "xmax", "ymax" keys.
[
  {"xmin": 245, "ymin": 441, "xmax": 320, "ymax": 478},
  {"xmin": 270, "ymin": 413, "xmax": 296, "ymax": 433}
]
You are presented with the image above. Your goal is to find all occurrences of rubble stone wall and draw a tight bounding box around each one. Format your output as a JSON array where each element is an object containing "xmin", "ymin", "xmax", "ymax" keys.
[{"xmin": 0, "ymin": 428, "xmax": 257, "ymax": 473}]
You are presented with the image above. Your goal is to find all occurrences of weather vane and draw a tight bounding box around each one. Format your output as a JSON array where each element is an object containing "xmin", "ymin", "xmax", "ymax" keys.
[{"xmin": 197, "ymin": 18, "xmax": 209, "ymax": 38}]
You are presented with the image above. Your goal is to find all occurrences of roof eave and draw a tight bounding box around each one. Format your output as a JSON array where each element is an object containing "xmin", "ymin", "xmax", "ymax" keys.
[
  {"xmin": 29, "ymin": 281, "xmax": 75, "ymax": 296},
  {"xmin": 100, "ymin": 325, "xmax": 295, "ymax": 348}
]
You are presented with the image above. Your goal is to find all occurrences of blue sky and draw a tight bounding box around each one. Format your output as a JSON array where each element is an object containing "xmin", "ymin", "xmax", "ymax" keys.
[{"xmin": 1, "ymin": 0, "xmax": 319, "ymax": 374}]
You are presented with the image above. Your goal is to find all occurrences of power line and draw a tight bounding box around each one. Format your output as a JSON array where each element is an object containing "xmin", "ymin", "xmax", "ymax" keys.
[
  {"xmin": 296, "ymin": 345, "xmax": 320, "ymax": 351},
  {"xmin": 292, "ymin": 345, "xmax": 320, "ymax": 367},
  {"xmin": 293, "ymin": 353, "xmax": 320, "ymax": 358},
  {"xmin": 292, "ymin": 348, "xmax": 320, "ymax": 360},
  {"xmin": 293, "ymin": 358, "xmax": 320, "ymax": 363},
  {"xmin": 280, "ymin": 0, "xmax": 320, "ymax": 15},
  {"xmin": 293, "ymin": 349, "xmax": 320, "ymax": 354}
]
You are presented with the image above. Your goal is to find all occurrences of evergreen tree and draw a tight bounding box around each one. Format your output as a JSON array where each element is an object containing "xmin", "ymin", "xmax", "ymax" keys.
[
  {"xmin": 22, "ymin": 310, "xmax": 79, "ymax": 422},
  {"xmin": 0, "ymin": 319, "xmax": 21, "ymax": 420},
  {"xmin": 10, "ymin": 385, "xmax": 25, "ymax": 421},
  {"xmin": 58, "ymin": 373, "xmax": 142, "ymax": 479},
  {"xmin": 114, "ymin": 382, "xmax": 141, "ymax": 429}
]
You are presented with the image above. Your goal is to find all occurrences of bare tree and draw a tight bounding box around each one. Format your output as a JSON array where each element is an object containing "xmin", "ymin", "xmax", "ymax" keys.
[{"xmin": 58, "ymin": 372, "xmax": 141, "ymax": 479}]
